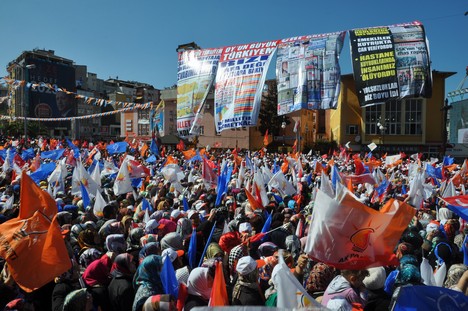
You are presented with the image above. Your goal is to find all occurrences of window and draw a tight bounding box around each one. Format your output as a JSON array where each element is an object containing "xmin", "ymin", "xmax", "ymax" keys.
[
  {"xmin": 385, "ymin": 100, "xmax": 401, "ymax": 135},
  {"xmin": 405, "ymin": 99, "xmax": 422, "ymax": 134},
  {"xmin": 346, "ymin": 124, "xmax": 359, "ymax": 135},
  {"xmin": 365, "ymin": 105, "xmax": 382, "ymax": 134},
  {"xmin": 138, "ymin": 124, "xmax": 150, "ymax": 136}
]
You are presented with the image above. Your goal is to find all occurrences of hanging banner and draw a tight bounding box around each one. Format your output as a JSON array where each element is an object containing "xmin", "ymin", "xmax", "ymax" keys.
[
  {"xmin": 177, "ymin": 48, "xmax": 222, "ymax": 138},
  {"xmin": 349, "ymin": 21, "xmax": 432, "ymax": 107},
  {"xmin": 276, "ymin": 32, "xmax": 346, "ymax": 115},
  {"xmin": 215, "ymin": 40, "xmax": 278, "ymax": 132}
]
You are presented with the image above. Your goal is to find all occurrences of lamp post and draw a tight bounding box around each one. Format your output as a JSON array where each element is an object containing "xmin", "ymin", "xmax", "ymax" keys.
[
  {"xmin": 377, "ymin": 122, "xmax": 386, "ymax": 154},
  {"xmin": 281, "ymin": 121, "xmax": 286, "ymax": 153},
  {"xmin": 14, "ymin": 62, "xmax": 36, "ymax": 140}
]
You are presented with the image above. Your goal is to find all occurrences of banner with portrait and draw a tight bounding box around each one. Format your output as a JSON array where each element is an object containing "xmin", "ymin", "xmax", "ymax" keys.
[
  {"xmin": 214, "ymin": 40, "xmax": 278, "ymax": 132},
  {"xmin": 177, "ymin": 48, "xmax": 222, "ymax": 137},
  {"xmin": 449, "ymin": 99, "xmax": 468, "ymax": 144},
  {"xmin": 349, "ymin": 21, "xmax": 432, "ymax": 107},
  {"xmin": 276, "ymin": 32, "xmax": 346, "ymax": 115}
]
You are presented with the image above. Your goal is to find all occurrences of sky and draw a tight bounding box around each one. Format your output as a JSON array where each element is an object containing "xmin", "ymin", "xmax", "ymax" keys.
[{"xmin": 1, "ymin": 0, "xmax": 467, "ymax": 102}]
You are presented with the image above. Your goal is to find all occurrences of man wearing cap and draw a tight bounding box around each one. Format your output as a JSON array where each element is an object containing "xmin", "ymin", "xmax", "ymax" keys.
[{"xmin": 231, "ymin": 256, "xmax": 264, "ymax": 306}]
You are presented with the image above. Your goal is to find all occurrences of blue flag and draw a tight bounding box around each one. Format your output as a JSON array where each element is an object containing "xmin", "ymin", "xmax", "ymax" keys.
[
  {"xmin": 30, "ymin": 162, "xmax": 56, "ymax": 183},
  {"xmin": 106, "ymin": 141, "xmax": 128, "ymax": 154},
  {"xmin": 183, "ymin": 196, "xmax": 190, "ymax": 212},
  {"xmin": 215, "ymin": 164, "xmax": 233, "ymax": 206},
  {"xmin": 463, "ymin": 234, "xmax": 468, "ymax": 266},
  {"xmin": 150, "ymin": 138, "xmax": 159, "ymax": 156},
  {"xmin": 21, "ymin": 148, "xmax": 36, "ymax": 161},
  {"xmin": 161, "ymin": 255, "xmax": 179, "ymax": 298},
  {"xmin": 401, "ymin": 184, "xmax": 407, "ymax": 195},
  {"xmin": 393, "ymin": 285, "xmax": 468, "ymax": 310},
  {"xmin": 331, "ymin": 165, "xmax": 342, "ymax": 190},
  {"xmin": 66, "ymin": 139, "xmax": 80, "ymax": 158},
  {"xmin": 146, "ymin": 154, "xmax": 157, "ymax": 163},
  {"xmin": 261, "ymin": 211, "xmax": 272, "ymax": 234},
  {"xmin": 141, "ymin": 197, "xmax": 151, "ymax": 211},
  {"xmin": 188, "ymin": 228, "xmax": 197, "ymax": 269},
  {"xmin": 40, "ymin": 149, "xmax": 65, "ymax": 160},
  {"xmin": 272, "ymin": 158, "xmax": 279, "ymax": 174},
  {"xmin": 80, "ymin": 182, "xmax": 91, "ymax": 208},
  {"xmin": 443, "ymin": 155, "xmax": 454, "ymax": 166},
  {"xmin": 199, "ymin": 221, "xmax": 217, "ymax": 267}
]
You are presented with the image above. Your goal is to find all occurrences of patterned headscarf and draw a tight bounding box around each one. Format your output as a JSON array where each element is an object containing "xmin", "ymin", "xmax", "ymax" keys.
[
  {"xmin": 128, "ymin": 227, "xmax": 145, "ymax": 249},
  {"xmin": 77, "ymin": 229, "xmax": 100, "ymax": 250},
  {"xmin": 305, "ymin": 262, "xmax": 337, "ymax": 294},
  {"xmin": 205, "ymin": 242, "xmax": 224, "ymax": 259},
  {"xmin": 63, "ymin": 289, "xmax": 90, "ymax": 311},
  {"xmin": 142, "ymin": 294, "xmax": 174, "ymax": 311},
  {"xmin": 229, "ymin": 244, "xmax": 248, "ymax": 277},
  {"xmin": 105, "ymin": 234, "xmax": 127, "ymax": 254},
  {"xmin": 141, "ymin": 234, "xmax": 159, "ymax": 247},
  {"xmin": 444, "ymin": 264, "xmax": 468, "ymax": 289},
  {"xmin": 176, "ymin": 218, "xmax": 192, "ymax": 237},
  {"xmin": 139, "ymin": 242, "xmax": 161, "ymax": 264},
  {"xmin": 82, "ymin": 254, "xmax": 113, "ymax": 287},
  {"xmin": 79, "ymin": 248, "xmax": 103, "ymax": 268}
]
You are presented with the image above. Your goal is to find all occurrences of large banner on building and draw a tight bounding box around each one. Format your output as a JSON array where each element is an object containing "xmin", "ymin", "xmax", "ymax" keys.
[
  {"xmin": 214, "ymin": 40, "xmax": 277, "ymax": 132},
  {"xmin": 349, "ymin": 21, "xmax": 432, "ymax": 107},
  {"xmin": 276, "ymin": 32, "xmax": 346, "ymax": 115},
  {"xmin": 177, "ymin": 48, "xmax": 222, "ymax": 137},
  {"xmin": 449, "ymin": 99, "xmax": 468, "ymax": 144},
  {"xmin": 27, "ymin": 59, "xmax": 76, "ymax": 121}
]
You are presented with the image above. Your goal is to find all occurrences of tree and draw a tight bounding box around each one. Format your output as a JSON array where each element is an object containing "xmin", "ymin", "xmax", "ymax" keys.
[{"xmin": 258, "ymin": 80, "xmax": 290, "ymax": 136}]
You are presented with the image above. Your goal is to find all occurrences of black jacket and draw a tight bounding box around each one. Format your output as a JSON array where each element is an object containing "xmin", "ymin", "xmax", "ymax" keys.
[{"xmin": 108, "ymin": 276, "xmax": 135, "ymax": 311}]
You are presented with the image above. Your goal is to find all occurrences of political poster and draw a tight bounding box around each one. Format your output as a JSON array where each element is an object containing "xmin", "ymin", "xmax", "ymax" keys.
[
  {"xmin": 350, "ymin": 21, "xmax": 432, "ymax": 107},
  {"xmin": 214, "ymin": 40, "xmax": 278, "ymax": 132},
  {"xmin": 449, "ymin": 99, "xmax": 468, "ymax": 144},
  {"xmin": 177, "ymin": 48, "xmax": 222, "ymax": 137},
  {"xmin": 276, "ymin": 32, "xmax": 346, "ymax": 115}
]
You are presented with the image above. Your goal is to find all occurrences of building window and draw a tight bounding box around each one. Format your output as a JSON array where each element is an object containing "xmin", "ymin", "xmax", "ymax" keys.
[
  {"xmin": 405, "ymin": 99, "xmax": 422, "ymax": 134},
  {"xmin": 365, "ymin": 105, "xmax": 382, "ymax": 134},
  {"xmin": 385, "ymin": 100, "xmax": 401, "ymax": 135},
  {"xmin": 346, "ymin": 124, "xmax": 359, "ymax": 135},
  {"xmin": 138, "ymin": 124, "xmax": 150, "ymax": 136},
  {"xmin": 198, "ymin": 126, "xmax": 204, "ymax": 135}
]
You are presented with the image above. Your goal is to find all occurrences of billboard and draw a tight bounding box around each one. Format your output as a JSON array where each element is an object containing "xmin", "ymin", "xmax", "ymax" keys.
[
  {"xmin": 449, "ymin": 99, "xmax": 468, "ymax": 144},
  {"xmin": 27, "ymin": 58, "xmax": 76, "ymax": 124}
]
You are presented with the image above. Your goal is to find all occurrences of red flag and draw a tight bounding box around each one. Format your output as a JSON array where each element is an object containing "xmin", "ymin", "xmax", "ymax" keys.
[
  {"xmin": 245, "ymin": 188, "xmax": 263, "ymax": 210},
  {"xmin": 176, "ymin": 140, "xmax": 185, "ymax": 152},
  {"xmin": 354, "ymin": 159, "xmax": 366, "ymax": 175},
  {"xmin": 209, "ymin": 261, "xmax": 229, "ymax": 306}
]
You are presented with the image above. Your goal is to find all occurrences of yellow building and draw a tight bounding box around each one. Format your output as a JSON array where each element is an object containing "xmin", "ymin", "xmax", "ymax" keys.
[{"xmin": 328, "ymin": 71, "xmax": 455, "ymax": 157}]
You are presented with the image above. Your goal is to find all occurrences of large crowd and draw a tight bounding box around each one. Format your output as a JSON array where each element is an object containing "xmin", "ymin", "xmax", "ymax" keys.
[{"xmin": 0, "ymin": 137, "xmax": 468, "ymax": 311}]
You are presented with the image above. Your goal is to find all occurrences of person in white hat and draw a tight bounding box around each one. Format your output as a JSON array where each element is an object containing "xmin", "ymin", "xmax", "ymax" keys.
[{"xmin": 231, "ymin": 256, "xmax": 264, "ymax": 306}]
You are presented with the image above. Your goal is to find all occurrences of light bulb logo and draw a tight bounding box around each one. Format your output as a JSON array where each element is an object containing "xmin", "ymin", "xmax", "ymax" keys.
[{"xmin": 350, "ymin": 228, "xmax": 375, "ymax": 252}]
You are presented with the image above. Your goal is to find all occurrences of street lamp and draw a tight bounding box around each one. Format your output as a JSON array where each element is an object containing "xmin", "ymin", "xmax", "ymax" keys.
[
  {"xmin": 377, "ymin": 122, "xmax": 386, "ymax": 153},
  {"xmin": 281, "ymin": 121, "xmax": 286, "ymax": 153},
  {"xmin": 13, "ymin": 62, "xmax": 36, "ymax": 140}
]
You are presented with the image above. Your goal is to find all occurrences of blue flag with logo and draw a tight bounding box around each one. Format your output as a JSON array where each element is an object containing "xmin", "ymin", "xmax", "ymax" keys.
[
  {"xmin": 21, "ymin": 148, "xmax": 36, "ymax": 161},
  {"xmin": 106, "ymin": 141, "xmax": 128, "ymax": 154},
  {"xmin": 141, "ymin": 197, "xmax": 151, "ymax": 212},
  {"xmin": 30, "ymin": 162, "xmax": 56, "ymax": 183},
  {"xmin": 66, "ymin": 139, "xmax": 80, "ymax": 158},
  {"xmin": 150, "ymin": 138, "xmax": 159, "ymax": 156},
  {"xmin": 41, "ymin": 149, "xmax": 65, "ymax": 160},
  {"xmin": 80, "ymin": 182, "xmax": 91, "ymax": 208},
  {"xmin": 393, "ymin": 285, "xmax": 468, "ymax": 310}
]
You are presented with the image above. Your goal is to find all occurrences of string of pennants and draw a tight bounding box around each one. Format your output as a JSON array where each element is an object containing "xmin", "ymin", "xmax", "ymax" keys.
[
  {"xmin": 0, "ymin": 101, "xmax": 159, "ymax": 122},
  {"xmin": 0, "ymin": 76, "xmax": 154, "ymax": 109}
]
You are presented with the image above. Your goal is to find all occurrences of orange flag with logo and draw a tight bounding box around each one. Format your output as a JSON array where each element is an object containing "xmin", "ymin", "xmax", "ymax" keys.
[
  {"xmin": 0, "ymin": 171, "xmax": 71, "ymax": 292},
  {"xmin": 245, "ymin": 187, "xmax": 263, "ymax": 210},
  {"xmin": 209, "ymin": 261, "xmax": 229, "ymax": 306}
]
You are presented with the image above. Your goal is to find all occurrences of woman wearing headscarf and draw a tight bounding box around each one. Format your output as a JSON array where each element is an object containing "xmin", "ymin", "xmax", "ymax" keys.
[
  {"xmin": 133, "ymin": 255, "xmax": 164, "ymax": 311},
  {"xmin": 79, "ymin": 248, "xmax": 103, "ymax": 272},
  {"xmin": 176, "ymin": 217, "xmax": 192, "ymax": 238},
  {"xmin": 142, "ymin": 294, "xmax": 176, "ymax": 311},
  {"xmin": 82, "ymin": 253, "xmax": 114, "ymax": 311},
  {"xmin": 63, "ymin": 289, "xmax": 93, "ymax": 311},
  {"xmin": 305, "ymin": 262, "xmax": 337, "ymax": 300},
  {"xmin": 160, "ymin": 232, "xmax": 184, "ymax": 252},
  {"xmin": 52, "ymin": 259, "xmax": 81, "ymax": 311},
  {"xmin": 184, "ymin": 267, "xmax": 213, "ymax": 311},
  {"xmin": 231, "ymin": 256, "xmax": 264, "ymax": 306},
  {"xmin": 108, "ymin": 253, "xmax": 137, "ymax": 311},
  {"xmin": 139, "ymin": 242, "xmax": 161, "ymax": 264},
  {"xmin": 105, "ymin": 233, "xmax": 127, "ymax": 254}
]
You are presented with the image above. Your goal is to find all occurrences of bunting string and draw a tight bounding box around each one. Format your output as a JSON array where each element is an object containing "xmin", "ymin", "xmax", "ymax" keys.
[{"xmin": 0, "ymin": 102, "xmax": 154, "ymax": 122}]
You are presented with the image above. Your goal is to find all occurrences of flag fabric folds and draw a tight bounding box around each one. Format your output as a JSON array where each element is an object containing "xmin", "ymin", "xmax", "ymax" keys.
[
  {"xmin": 188, "ymin": 228, "xmax": 197, "ymax": 269},
  {"xmin": 161, "ymin": 254, "xmax": 179, "ymax": 299},
  {"xmin": 304, "ymin": 185, "xmax": 415, "ymax": 270},
  {"xmin": 106, "ymin": 141, "xmax": 128, "ymax": 154},
  {"xmin": 40, "ymin": 149, "xmax": 65, "ymax": 160},
  {"xmin": 0, "ymin": 171, "xmax": 71, "ymax": 292},
  {"xmin": 441, "ymin": 195, "xmax": 468, "ymax": 221},
  {"xmin": 392, "ymin": 285, "xmax": 468, "ymax": 310}
]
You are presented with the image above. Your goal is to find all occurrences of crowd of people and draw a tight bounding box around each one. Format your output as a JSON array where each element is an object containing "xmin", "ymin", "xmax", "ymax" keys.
[{"xmin": 0, "ymin": 136, "xmax": 468, "ymax": 311}]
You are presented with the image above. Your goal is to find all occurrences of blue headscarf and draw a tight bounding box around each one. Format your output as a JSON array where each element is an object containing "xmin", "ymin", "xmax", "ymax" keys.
[{"xmin": 133, "ymin": 255, "xmax": 163, "ymax": 290}]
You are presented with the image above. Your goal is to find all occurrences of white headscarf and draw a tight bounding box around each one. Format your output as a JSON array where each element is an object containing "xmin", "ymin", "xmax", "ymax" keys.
[{"xmin": 187, "ymin": 267, "xmax": 213, "ymax": 300}]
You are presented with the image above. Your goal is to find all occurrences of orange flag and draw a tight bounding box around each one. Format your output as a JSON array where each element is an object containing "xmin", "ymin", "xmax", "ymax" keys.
[
  {"xmin": 182, "ymin": 149, "xmax": 196, "ymax": 160},
  {"xmin": 245, "ymin": 187, "xmax": 263, "ymax": 210},
  {"xmin": 209, "ymin": 261, "xmax": 229, "ymax": 306},
  {"xmin": 140, "ymin": 143, "xmax": 148, "ymax": 157},
  {"xmin": 164, "ymin": 155, "xmax": 178, "ymax": 166},
  {"xmin": 263, "ymin": 129, "xmax": 269, "ymax": 146},
  {"xmin": 0, "ymin": 171, "xmax": 71, "ymax": 292}
]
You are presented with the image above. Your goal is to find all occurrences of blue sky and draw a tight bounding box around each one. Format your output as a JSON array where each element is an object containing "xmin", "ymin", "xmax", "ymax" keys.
[{"xmin": 1, "ymin": 0, "xmax": 466, "ymax": 101}]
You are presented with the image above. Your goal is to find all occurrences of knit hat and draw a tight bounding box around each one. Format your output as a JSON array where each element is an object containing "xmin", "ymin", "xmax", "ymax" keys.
[{"xmin": 363, "ymin": 267, "xmax": 386, "ymax": 290}]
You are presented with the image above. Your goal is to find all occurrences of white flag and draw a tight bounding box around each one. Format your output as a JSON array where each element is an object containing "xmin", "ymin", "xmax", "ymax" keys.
[
  {"xmin": 113, "ymin": 159, "xmax": 134, "ymax": 195},
  {"xmin": 268, "ymin": 171, "xmax": 296, "ymax": 197},
  {"xmin": 94, "ymin": 189, "xmax": 107, "ymax": 217}
]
